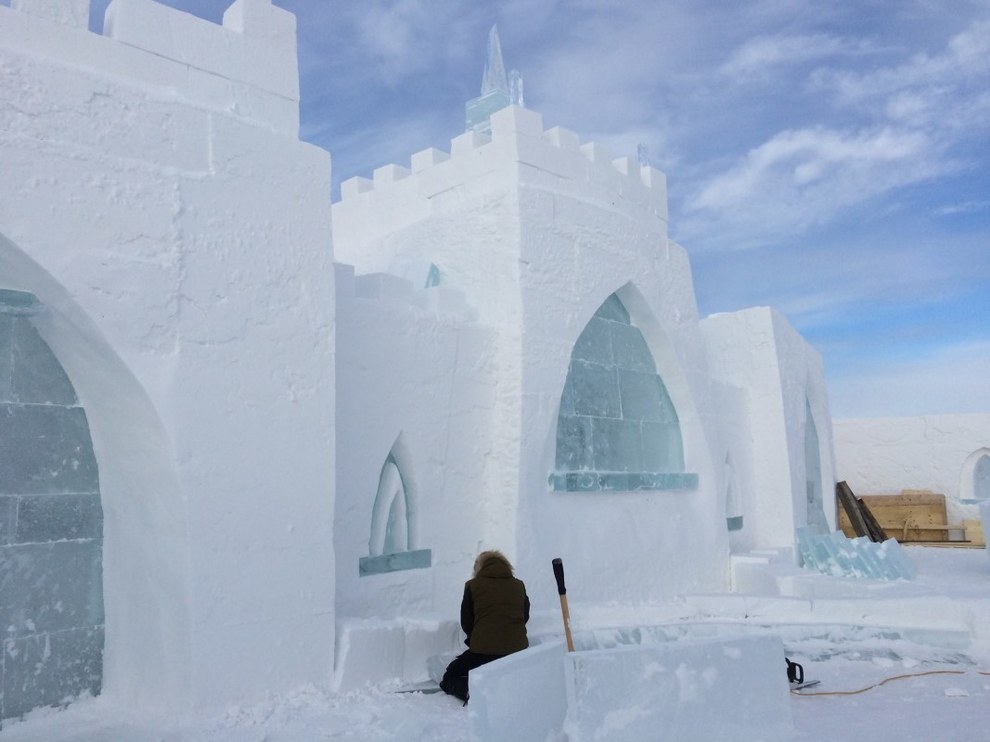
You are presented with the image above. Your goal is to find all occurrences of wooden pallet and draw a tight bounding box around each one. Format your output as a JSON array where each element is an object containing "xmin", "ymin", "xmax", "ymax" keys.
[{"xmin": 837, "ymin": 490, "xmax": 986, "ymax": 547}]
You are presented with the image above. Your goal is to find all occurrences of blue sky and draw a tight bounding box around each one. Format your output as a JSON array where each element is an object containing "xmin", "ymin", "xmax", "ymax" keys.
[{"xmin": 82, "ymin": 0, "xmax": 989, "ymax": 419}]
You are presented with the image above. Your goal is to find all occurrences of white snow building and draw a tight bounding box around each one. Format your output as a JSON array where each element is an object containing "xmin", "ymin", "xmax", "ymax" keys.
[{"xmin": 0, "ymin": 0, "xmax": 836, "ymax": 723}]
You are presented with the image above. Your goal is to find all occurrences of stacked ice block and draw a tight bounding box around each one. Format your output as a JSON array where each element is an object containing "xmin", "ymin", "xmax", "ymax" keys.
[{"xmin": 796, "ymin": 527, "xmax": 916, "ymax": 580}]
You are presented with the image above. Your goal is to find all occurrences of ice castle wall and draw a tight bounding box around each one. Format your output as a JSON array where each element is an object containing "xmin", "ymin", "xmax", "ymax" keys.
[
  {"xmin": 0, "ymin": 0, "xmax": 334, "ymax": 712},
  {"xmin": 700, "ymin": 307, "xmax": 837, "ymax": 552},
  {"xmin": 334, "ymin": 264, "xmax": 500, "ymax": 621},
  {"xmin": 333, "ymin": 105, "xmax": 731, "ymax": 607}
]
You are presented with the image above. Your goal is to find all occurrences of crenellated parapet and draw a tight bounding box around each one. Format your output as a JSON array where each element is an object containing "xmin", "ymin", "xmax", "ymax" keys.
[
  {"xmin": 1, "ymin": 0, "xmax": 300, "ymax": 134},
  {"xmin": 335, "ymin": 105, "xmax": 668, "ymax": 243}
]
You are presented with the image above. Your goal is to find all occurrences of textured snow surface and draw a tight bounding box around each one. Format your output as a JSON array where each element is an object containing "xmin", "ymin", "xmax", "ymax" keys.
[{"xmin": 2, "ymin": 548, "xmax": 989, "ymax": 741}]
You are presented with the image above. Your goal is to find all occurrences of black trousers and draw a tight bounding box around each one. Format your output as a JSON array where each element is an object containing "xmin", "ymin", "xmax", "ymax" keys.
[{"xmin": 439, "ymin": 650, "xmax": 502, "ymax": 702}]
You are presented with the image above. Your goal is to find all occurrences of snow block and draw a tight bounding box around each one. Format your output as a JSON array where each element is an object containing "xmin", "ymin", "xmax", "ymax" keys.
[
  {"xmin": 469, "ymin": 641, "xmax": 568, "ymax": 742},
  {"xmin": 563, "ymin": 635, "xmax": 794, "ymax": 742},
  {"xmin": 333, "ymin": 618, "xmax": 461, "ymax": 692}
]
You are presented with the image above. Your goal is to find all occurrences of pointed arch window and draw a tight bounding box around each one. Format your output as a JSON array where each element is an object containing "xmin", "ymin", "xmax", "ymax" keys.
[
  {"xmin": 725, "ymin": 453, "xmax": 743, "ymax": 532},
  {"xmin": 549, "ymin": 294, "xmax": 697, "ymax": 492},
  {"xmin": 974, "ymin": 455, "xmax": 990, "ymax": 501},
  {"xmin": 961, "ymin": 449, "xmax": 990, "ymax": 503},
  {"xmin": 359, "ymin": 449, "xmax": 431, "ymax": 576}
]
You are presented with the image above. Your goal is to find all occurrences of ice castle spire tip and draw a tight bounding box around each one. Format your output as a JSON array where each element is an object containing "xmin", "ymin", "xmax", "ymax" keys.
[
  {"xmin": 466, "ymin": 24, "xmax": 524, "ymax": 133},
  {"xmin": 481, "ymin": 25, "xmax": 509, "ymax": 96}
]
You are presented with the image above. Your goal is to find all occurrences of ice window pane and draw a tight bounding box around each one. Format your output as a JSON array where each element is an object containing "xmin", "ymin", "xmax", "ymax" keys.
[
  {"xmin": 552, "ymin": 293, "xmax": 689, "ymax": 492},
  {"xmin": 0, "ymin": 405, "xmax": 100, "ymax": 495},
  {"xmin": 567, "ymin": 361, "xmax": 620, "ymax": 418},
  {"xmin": 12, "ymin": 319, "xmax": 77, "ymax": 405},
  {"xmin": 975, "ymin": 455, "xmax": 990, "ymax": 500}
]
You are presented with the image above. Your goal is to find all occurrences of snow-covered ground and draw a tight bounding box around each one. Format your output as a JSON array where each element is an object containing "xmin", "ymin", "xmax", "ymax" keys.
[{"xmin": 3, "ymin": 547, "xmax": 988, "ymax": 742}]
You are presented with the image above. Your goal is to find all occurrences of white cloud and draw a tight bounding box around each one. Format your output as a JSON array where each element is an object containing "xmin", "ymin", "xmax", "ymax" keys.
[
  {"xmin": 811, "ymin": 19, "xmax": 990, "ymax": 121},
  {"xmin": 677, "ymin": 17, "xmax": 990, "ymax": 249},
  {"xmin": 682, "ymin": 125, "xmax": 940, "ymax": 245},
  {"xmin": 933, "ymin": 200, "xmax": 990, "ymax": 217},
  {"xmin": 720, "ymin": 33, "xmax": 873, "ymax": 80}
]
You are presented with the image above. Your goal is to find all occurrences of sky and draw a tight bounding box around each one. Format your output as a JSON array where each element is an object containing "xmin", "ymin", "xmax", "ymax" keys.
[{"xmin": 79, "ymin": 0, "xmax": 990, "ymax": 419}]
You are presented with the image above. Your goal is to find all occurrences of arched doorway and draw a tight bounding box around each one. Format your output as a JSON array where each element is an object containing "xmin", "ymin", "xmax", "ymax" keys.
[{"xmin": 1, "ymin": 289, "xmax": 103, "ymax": 722}]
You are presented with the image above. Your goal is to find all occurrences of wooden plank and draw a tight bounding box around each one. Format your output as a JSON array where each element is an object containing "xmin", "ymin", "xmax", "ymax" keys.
[
  {"xmin": 859, "ymin": 493, "xmax": 947, "ymax": 542},
  {"xmin": 859, "ymin": 498, "xmax": 888, "ymax": 542},
  {"xmin": 836, "ymin": 481, "xmax": 870, "ymax": 539},
  {"xmin": 963, "ymin": 519, "xmax": 986, "ymax": 547}
]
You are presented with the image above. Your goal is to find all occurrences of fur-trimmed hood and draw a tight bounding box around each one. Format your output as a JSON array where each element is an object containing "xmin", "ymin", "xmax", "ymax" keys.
[{"xmin": 472, "ymin": 550, "xmax": 514, "ymax": 578}]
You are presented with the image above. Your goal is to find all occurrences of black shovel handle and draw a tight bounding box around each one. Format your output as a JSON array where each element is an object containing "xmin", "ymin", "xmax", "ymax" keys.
[{"xmin": 552, "ymin": 558, "xmax": 566, "ymax": 595}]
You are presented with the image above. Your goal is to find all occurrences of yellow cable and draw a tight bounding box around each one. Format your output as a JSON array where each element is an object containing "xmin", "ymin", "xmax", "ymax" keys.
[{"xmin": 791, "ymin": 669, "xmax": 990, "ymax": 697}]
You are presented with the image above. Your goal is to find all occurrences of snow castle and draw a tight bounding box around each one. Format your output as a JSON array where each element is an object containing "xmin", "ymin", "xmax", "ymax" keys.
[{"xmin": 0, "ymin": 0, "xmax": 835, "ymax": 723}]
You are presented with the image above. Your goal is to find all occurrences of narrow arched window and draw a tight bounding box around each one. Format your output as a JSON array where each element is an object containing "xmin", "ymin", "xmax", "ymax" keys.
[
  {"xmin": 974, "ymin": 454, "xmax": 990, "ymax": 501},
  {"xmin": 550, "ymin": 293, "xmax": 696, "ymax": 492},
  {"xmin": 359, "ymin": 448, "xmax": 431, "ymax": 576},
  {"xmin": 725, "ymin": 453, "xmax": 743, "ymax": 532}
]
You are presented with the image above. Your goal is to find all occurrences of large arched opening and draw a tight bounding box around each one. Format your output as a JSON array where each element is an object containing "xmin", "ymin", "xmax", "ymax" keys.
[{"xmin": 1, "ymin": 234, "xmax": 192, "ymax": 715}]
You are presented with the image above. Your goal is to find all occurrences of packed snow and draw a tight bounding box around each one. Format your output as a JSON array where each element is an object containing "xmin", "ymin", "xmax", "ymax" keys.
[{"xmin": 2, "ymin": 547, "xmax": 987, "ymax": 741}]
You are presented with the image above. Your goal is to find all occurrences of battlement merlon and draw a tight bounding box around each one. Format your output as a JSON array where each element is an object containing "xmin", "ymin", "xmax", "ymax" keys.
[
  {"xmin": 2, "ymin": 0, "xmax": 300, "ymax": 135},
  {"xmin": 335, "ymin": 104, "xmax": 669, "ymax": 240}
]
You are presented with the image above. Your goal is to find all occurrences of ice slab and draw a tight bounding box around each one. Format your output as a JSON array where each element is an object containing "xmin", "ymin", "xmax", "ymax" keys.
[
  {"xmin": 796, "ymin": 528, "xmax": 915, "ymax": 580},
  {"xmin": 469, "ymin": 641, "xmax": 568, "ymax": 742},
  {"xmin": 468, "ymin": 635, "xmax": 793, "ymax": 741},
  {"xmin": 333, "ymin": 618, "xmax": 461, "ymax": 692},
  {"xmin": 563, "ymin": 635, "xmax": 793, "ymax": 742}
]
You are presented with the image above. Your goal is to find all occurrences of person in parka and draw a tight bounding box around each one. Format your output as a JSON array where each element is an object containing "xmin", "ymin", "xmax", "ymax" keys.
[{"xmin": 439, "ymin": 550, "xmax": 530, "ymax": 703}]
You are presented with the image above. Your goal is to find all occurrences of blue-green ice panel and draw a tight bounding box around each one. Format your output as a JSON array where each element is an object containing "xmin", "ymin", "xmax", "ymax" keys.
[
  {"xmin": 0, "ymin": 405, "xmax": 99, "ymax": 495},
  {"xmin": 591, "ymin": 418, "xmax": 642, "ymax": 472},
  {"xmin": 0, "ymin": 317, "xmax": 12, "ymax": 403},
  {"xmin": 15, "ymin": 494, "xmax": 103, "ymax": 544},
  {"xmin": 548, "ymin": 471, "xmax": 698, "ymax": 492},
  {"xmin": 596, "ymin": 473, "xmax": 631, "ymax": 491},
  {"xmin": 640, "ymin": 421, "xmax": 684, "ymax": 472},
  {"xmin": 571, "ymin": 318, "xmax": 613, "ymax": 366},
  {"xmin": 383, "ymin": 494, "xmax": 405, "ymax": 555},
  {"xmin": 567, "ymin": 361, "xmax": 620, "ymax": 418},
  {"xmin": 555, "ymin": 415, "xmax": 593, "ymax": 471},
  {"xmin": 0, "ymin": 495, "xmax": 13, "ymax": 544},
  {"xmin": 0, "ymin": 540, "xmax": 104, "ymax": 638},
  {"xmin": 1, "ymin": 626, "xmax": 103, "ymax": 720},
  {"xmin": 617, "ymin": 370, "xmax": 665, "ymax": 421},
  {"xmin": 465, "ymin": 89, "xmax": 509, "ymax": 131},
  {"xmin": 359, "ymin": 548, "xmax": 432, "ymax": 576},
  {"xmin": 547, "ymin": 471, "xmax": 597, "ymax": 492},
  {"xmin": 974, "ymin": 455, "xmax": 990, "ymax": 500},
  {"xmin": 635, "ymin": 472, "xmax": 698, "ymax": 490},
  {"xmin": 0, "ymin": 290, "xmax": 42, "ymax": 317},
  {"xmin": 593, "ymin": 295, "xmax": 630, "ymax": 324},
  {"xmin": 610, "ymin": 322, "xmax": 656, "ymax": 373},
  {"xmin": 727, "ymin": 515, "xmax": 744, "ymax": 531},
  {"xmin": 11, "ymin": 320, "xmax": 76, "ymax": 406}
]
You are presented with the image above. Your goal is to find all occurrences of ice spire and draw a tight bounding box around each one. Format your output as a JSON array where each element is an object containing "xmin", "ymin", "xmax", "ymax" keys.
[
  {"xmin": 466, "ymin": 24, "xmax": 523, "ymax": 134},
  {"xmin": 481, "ymin": 25, "xmax": 509, "ymax": 96}
]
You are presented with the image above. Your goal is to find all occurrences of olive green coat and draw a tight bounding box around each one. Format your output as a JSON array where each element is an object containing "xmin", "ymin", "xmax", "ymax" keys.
[{"xmin": 460, "ymin": 554, "xmax": 529, "ymax": 656}]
